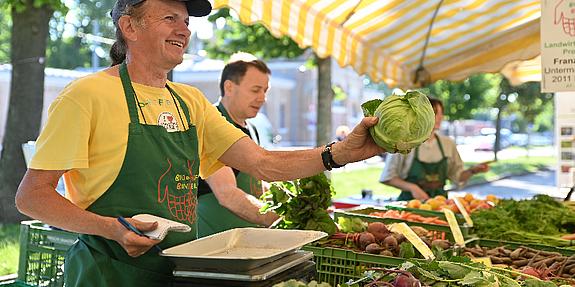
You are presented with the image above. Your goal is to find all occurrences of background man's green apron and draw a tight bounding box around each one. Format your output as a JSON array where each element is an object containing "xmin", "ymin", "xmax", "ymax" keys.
[
  {"xmin": 397, "ymin": 134, "xmax": 448, "ymax": 201},
  {"xmin": 64, "ymin": 63, "xmax": 200, "ymax": 287},
  {"xmin": 196, "ymin": 103, "xmax": 262, "ymax": 237}
]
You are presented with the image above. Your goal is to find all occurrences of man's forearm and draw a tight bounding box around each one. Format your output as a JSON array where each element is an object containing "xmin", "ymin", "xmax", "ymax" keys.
[
  {"xmin": 16, "ymin": 171, "xmax": 117, "ymax": 239},
  {"xmin": 384, "ymin": 177, "xmax": 417, "ymax": 192},
  {"xmin": 219, "ymin": 117, "xmax": 384, "ymax": 182},
  {"xmin": 206, "ymin": 167, "xmax": 279, "ymax": 226},
  {"xmin": 219, "ymin": 192, "xmax": 279, "ymax": 226}
]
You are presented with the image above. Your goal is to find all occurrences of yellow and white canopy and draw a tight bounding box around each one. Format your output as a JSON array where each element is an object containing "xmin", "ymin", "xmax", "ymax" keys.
[{"xmin": 214, "ymin": 0, "xmax": 540, "ymax": 88}]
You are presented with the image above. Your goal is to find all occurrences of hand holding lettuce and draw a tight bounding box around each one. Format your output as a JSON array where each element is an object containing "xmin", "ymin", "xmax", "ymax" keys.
[{"xmin": 361, "ymin": 90, "xmax": 435, "ymax": 154}]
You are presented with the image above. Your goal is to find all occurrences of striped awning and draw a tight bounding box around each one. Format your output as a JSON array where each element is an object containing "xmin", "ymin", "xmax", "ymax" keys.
[
  {"xmin": 213, "ymin": 0, "xmax": 540, "ymax": 89},
  {"xmin": 501, "ymin": 55, "xmax": 541, "ymax": 86}
]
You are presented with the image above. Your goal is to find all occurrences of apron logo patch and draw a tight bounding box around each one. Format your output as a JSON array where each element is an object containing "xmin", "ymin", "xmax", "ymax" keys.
[
  {"xmin": 158, "ymin": 111, "xmax": 179, "ymax": 132},
  {"xmin": 157, "ymin": 158, "xmax": 198, "ymax": 224}
]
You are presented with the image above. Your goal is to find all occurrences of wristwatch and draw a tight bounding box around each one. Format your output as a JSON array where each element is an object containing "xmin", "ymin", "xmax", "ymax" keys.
[{"xmin": 321, "ymin": 142, "xmax": 345, "ymax": 170}]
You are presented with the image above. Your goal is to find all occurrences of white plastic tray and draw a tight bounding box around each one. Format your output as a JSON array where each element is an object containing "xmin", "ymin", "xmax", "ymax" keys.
[{"xmin": 160, "ymin": 228, "xmax": 326, "ymax": 272}]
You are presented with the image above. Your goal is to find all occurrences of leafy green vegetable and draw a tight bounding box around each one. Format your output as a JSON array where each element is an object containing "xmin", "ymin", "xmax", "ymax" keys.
[
  {"xmin": 260, "ymin": 173, "xmax": 338, "ymax": 235},
  {"xmin": 472, "ymin": 195, "xmax": 575, "ymax": 247},
  {"xmin": 399, "ymin": 241, "xmax": 416, "ymax": 259},
  {"xmin": 361, "ymin": 90, "xmax": 435, "ymax": 154},
  {"xmin": 344, "ymin": 257, "xmax": 567, "ymax": 287},
  {"xmin": 337, "ymin": 217, "xmax": 367, "ymax": 233},
  {"xmin": 438, "ymin": 261, "xmax": 469, "ymax": 279}
]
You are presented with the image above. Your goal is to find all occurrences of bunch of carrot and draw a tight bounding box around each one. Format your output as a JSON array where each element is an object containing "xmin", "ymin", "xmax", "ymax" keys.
[{"xmin": 369, "ymin": 210, "xmax": 448, "ymax": 225}]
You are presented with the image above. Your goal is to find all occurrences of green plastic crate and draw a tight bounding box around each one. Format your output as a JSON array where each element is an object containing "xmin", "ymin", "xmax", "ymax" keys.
[
  {"xmin": 302, "ymin": 245, "xmax": 409, "ymax": 286},
  {"xmin": 334, "ymin": 207, "xmax": 472, "ymax": 242},
  {"xmin": 17, "ymin": 221, "xmax": 78, "ymax": 287}
]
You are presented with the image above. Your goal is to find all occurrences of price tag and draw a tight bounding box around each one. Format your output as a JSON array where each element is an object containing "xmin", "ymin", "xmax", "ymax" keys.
[
  {"xmin": 471, "ymin": 257, "xmax": 492, "ymax": 268},
  {"xmin": 453, "ymin": 197, "xmax": 474, "ymax": 227},
  {"xmin": 442, "ymin": 208, "xmax": 465, "ymax": 246},
  {"xmin": 389, "ymin": 223, "xmax": 435, "ymax": 260}
]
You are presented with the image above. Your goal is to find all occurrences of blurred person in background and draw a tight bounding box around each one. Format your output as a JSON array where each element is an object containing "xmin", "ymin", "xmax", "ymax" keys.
[
  {"xmin": 336, "ymin": 125, "xmax": 350, "ymax": 141},
  {"xmin": 379, "ymin": 96, "xmax": 489, "ymax": 201},
  {"xmin": 196, "ymin": 52, "xmax": 279, "ymax": 237}
]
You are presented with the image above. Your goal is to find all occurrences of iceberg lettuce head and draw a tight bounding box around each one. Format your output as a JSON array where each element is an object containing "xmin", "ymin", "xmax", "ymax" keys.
[{"xmin": 361, "ymin": 90, "xmax": 435, "ymax": 154}]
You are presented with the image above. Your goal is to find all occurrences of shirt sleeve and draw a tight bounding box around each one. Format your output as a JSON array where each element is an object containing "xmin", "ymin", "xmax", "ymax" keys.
[
  {"xmin": 195, "ymin": 94, "xmax": 247, "ymax": 179},
  {"xmin": 30, "ymin": 95, "xmax": 91, "ymax": 170},
  {"xmin": 380, "ymin": 153, "xmax": 403, "ymax": 182}
]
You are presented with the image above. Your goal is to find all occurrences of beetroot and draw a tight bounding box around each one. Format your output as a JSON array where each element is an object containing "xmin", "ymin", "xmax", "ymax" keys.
[
  {"xmin": 380, "ymin": 250, "xmax": 394, "ymax": 256},
  {"xmin": 358, "ymin": 232, "xmax": 376, "ymax": 250},
  {"xmin": 367, "ymin": 222, "xmax": 390, "ymax": 242},
  {"xmin": 365, "ymin": 243, "xmax": 384, "ymax": 254},
  {"xmin": 392, "ymin": 233, "xmax": 406, "ymax": 244},
  {"xmin": 383, "ymin": 235, "xmax": 398, "ymax": 250},
  {"xmin": 393, "ymin": 273, "xmax": 421, "ymax": 287},
  {"xmin": 431, "ymin": 239, "xmax": 451, "ymax": 250}
]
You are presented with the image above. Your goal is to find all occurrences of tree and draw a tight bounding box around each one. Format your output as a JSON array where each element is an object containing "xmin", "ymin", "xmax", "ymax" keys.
[
  {"xmin": 204, "ymin": 9, "xmax": 334, "ymax": 146},
  {"xmin": 0, "ymin": 0, "xmax": 66, "ymax": 223},
  {"xmin": 504, "ymin": 81, "xmax": 553, "ymax": 155},
  {"xmin": 0, "ymin": 5, "xmax": 11, "ymax": 63},
  {"xmin": 424, "ymin": 73, "xmax": 501, "ymax": 140},
  {"xmin": 46, "ymin": 0, "xmax": 115, "ymax": 69}
]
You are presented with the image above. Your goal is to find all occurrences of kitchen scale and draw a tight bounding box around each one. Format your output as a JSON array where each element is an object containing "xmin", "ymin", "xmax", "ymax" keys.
[{"xmin": 172, "ymin": 250, "xmax": 316, "ymax": 287}]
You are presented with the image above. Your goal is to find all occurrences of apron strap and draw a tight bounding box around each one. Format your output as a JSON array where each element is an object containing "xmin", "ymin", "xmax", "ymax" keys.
[
  {"xmin": 166, "ymin": 84, "xmax": 192, "ymax": 129},
  {"xmin": 435, "ymin": 134, "xmax": 446, "ymax": 158},
  {"xmin": 119, "ymin": 63, "xmax": 141, "ymax": 125},
  {"xmin": 245, "ymin": 121, "xmax": 260, "ymax": 146}
]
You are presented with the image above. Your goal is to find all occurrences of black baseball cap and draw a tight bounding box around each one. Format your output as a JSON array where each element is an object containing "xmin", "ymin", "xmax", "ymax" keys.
[{"xmin": 111, "ymin": 0, "xmax": 212, "ymax": 24}]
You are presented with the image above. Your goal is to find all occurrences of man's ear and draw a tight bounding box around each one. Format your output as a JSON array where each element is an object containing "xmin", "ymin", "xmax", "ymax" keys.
[
  {"xmin": 118, "ymin": 15, "xmax": 138, "ymax": 42},
  {"xmin": 223, "ymin": 80, "xmax": 234, "ymax": 97}
]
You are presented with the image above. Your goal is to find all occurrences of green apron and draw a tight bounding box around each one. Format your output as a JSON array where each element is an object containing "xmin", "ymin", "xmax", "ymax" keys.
[
  {"xmin": 64, "ymin": 63, "xmax": 200, "ymax": 287},
  {"xmin": 196, "ymin": 103, "xmax": 262, "ymax": 237},
  {"xmin": 397, "ymin": 134, "xmax": 448, "ymax": 201}
]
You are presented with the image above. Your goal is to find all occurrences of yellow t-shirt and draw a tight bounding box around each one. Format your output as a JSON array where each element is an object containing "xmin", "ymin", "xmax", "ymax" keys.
[{"xmin": 30, "ymin": 71, "xmax": 246, "ymax": 209}]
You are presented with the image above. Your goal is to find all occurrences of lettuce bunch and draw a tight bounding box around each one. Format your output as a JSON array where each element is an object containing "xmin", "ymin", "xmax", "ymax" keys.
[{"xmin": 361, "ymin": 90, "xmax": 434, "ymax": 154}]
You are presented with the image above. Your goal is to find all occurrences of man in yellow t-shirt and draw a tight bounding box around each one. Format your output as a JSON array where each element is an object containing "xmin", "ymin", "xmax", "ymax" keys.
[
  {"xmin": 34, "ymin": 71, "xmax": 243, "ymax": 210},
  {"xmin": 14, "ymin": 0, "xmax": 384, "ymax": 285}
]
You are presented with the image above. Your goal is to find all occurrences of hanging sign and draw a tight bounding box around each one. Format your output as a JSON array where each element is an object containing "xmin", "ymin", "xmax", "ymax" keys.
[{"xmin": 541, "ymin": 0, "xmax": 575, "ymax": 92}]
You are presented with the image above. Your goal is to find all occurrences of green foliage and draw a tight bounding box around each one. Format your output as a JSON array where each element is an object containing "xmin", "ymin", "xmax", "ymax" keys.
[
  {"xmin": 342, "ymin": 259, "xmax": 556, "ymax": 287},
  {"xmin": 47, "ymin": 36, "xmax": 93, "ymax": 68},
  {"xmin": 204, "ymin": 8, "xmax": 306, "ymax": 60},
  {"xmin": 424, "ymin": 73, "xmax": 502, "ymax": 122},
  {"xmin": 332, "ymin": 85, "xmax": 347, "ymax": 102},
  {"xmin": 260, "ymin": 173, "xmax": 338, "ymax": 235},
  {"xmin": 0, "ymin": 5, "xmax": 11, "ymax": 63},
  {"xmin": 46, "ymin": 0, "xmax": 115, "ymax": 68},
  {"xmin": 337, "ymin": 217, "xmax": 367, "ymax": 233},
  {"xmin": 505, "ymin": 82, "xmax": 554, "ymax": 133},
  {"xmin": 3, "ymin": 0, "xmax": 67, "ymax": 14},
  {"xmin": 472, "ymin": 195, "xmax": 575, "ymax": 247},
  {"xmin": 398, "ymin": 241, "xmax": 416, "ymax": 259},
  {"xmin": 0, "ymin": 224, "xmax": 20, "ymax": 276},
  {"xmin": 4, "ymin": 0, "xmax": 114, "ymax": 68}
]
